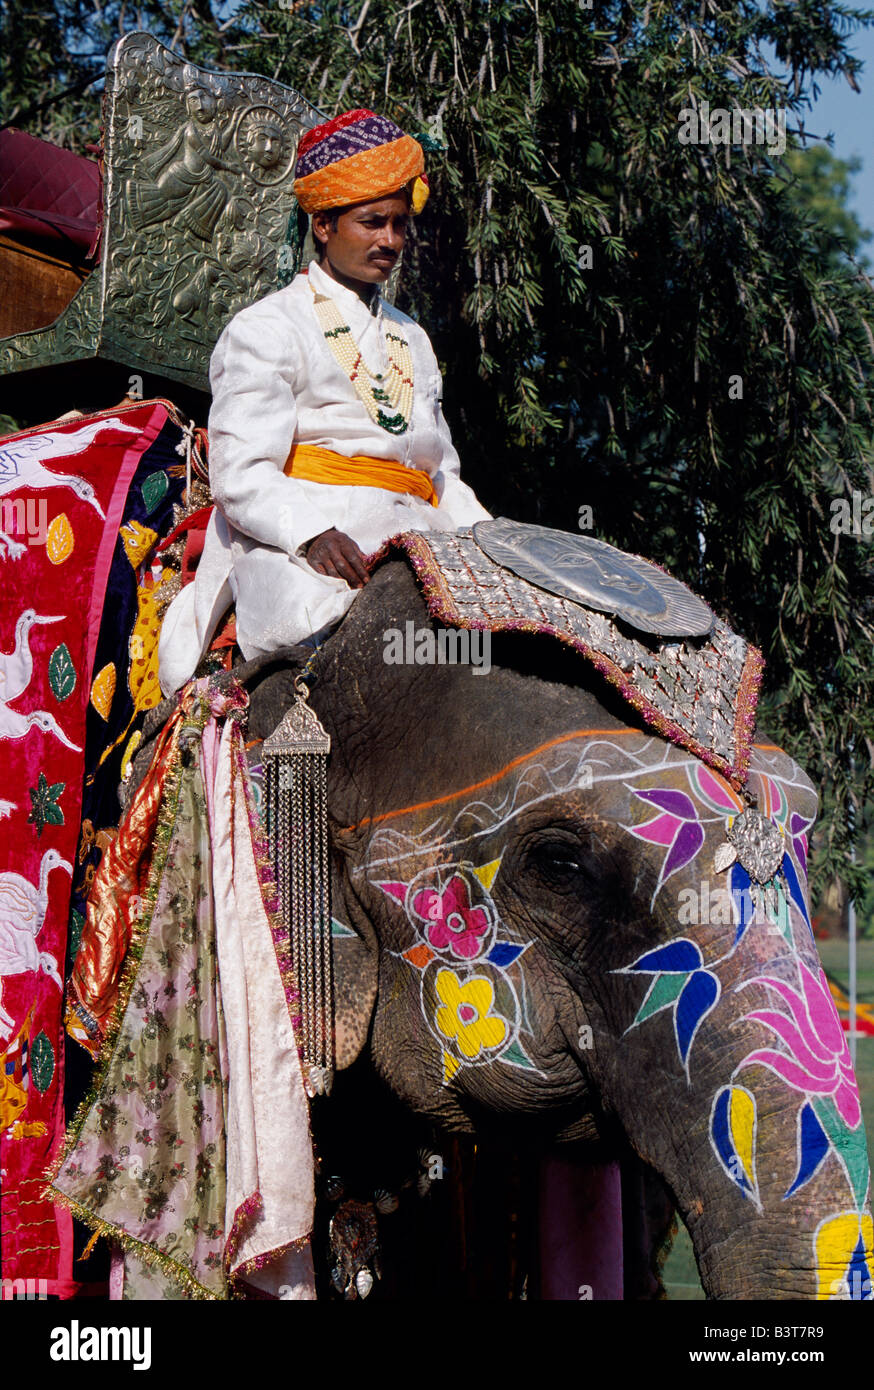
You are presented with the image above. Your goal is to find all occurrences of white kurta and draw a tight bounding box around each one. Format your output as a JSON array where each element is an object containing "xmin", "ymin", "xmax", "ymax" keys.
[{"xmin": 158, "ymin": 258, "xmax": 490, "ymax": 696}]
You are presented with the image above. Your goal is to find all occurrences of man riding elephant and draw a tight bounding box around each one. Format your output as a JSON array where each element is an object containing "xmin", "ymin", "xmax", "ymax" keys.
[{"xmin": 158, "ymin": 107, "xmax": 490, "ymax": 696}]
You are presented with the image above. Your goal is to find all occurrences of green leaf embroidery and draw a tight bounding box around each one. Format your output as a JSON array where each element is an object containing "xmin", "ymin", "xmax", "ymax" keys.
[
  {"xmin": 27, "ymin": 773, "xmax": 65, "ymax": 838},
  {"xmin": 69, "ymin": 908, "xmax": 85, "ymax": 961},
  {"xmin": 31, "ymin": 1031, "xmax": 55, "ymax": 1094},
  {"xmin": 48, "ymin": 643, "xmax": 76, "ymax": 701},
  {"xmin": 141, "ymin": 470, "xmax": 169, "ymax": 515}
]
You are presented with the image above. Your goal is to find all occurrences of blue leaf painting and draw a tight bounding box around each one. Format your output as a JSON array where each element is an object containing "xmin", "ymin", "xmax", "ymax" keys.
[
  {"xmin": 848, "ymin": 1235, "xmax": 873, "ymax": 1300},
  {"xmin": 730, "ymin": 862, "xmax": 754, "ymax": 945},
  {"xmin": 486, "ymin": 942, "xmax": 526, "ymax": 968},
  {"xmin": 675, "ymin": 970, "xmax": 719, "ymax": 1065},
  {"xmin": 781, "ymin": 853, "xmax": 812, "ymax": 934},
  {"xmin": 626, "ymin": 939, "xmax": 702, "ymax": 975},
  {"xmin": 785, "ymin": 1102, "xmax": 830, "ymax": 1198},
  {"xmin": 710, "ymin": 1087, "xmax": 753, "ymax": 1196}
]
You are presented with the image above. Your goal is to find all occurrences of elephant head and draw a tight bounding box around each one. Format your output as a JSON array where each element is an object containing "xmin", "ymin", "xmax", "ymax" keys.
[{"xmin": 247, "ymin": 560, "xmax": 872, "ymax": 1301}]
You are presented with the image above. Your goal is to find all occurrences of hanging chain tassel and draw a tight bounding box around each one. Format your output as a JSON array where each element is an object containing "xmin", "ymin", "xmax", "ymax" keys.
[{"xmin": 264, "ymin": 676, "xmax": 333, "ymax": 1098}]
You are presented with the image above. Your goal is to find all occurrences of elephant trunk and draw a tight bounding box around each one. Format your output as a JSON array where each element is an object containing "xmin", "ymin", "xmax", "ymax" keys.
[{"xmin": 608, "ymin": 1039, "xmax": 871, "ymax": 1301}]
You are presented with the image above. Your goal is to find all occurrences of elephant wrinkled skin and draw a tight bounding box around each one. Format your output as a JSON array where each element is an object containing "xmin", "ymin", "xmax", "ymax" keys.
[{"xmin": 240, "ymin": 560, "xmax": 872, "ymax": 1301}]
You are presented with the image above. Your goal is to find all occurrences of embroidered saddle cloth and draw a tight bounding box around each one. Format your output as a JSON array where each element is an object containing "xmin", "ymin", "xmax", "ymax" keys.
[{"xmin": 369, "ymin": 525, "xmax": 762, "ymax": 791}]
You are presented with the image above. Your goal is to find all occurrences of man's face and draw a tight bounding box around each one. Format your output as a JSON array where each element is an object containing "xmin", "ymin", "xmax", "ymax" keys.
[{"xmin": 313, "ymin": 193, "xmax": 410, "ymax": 285}]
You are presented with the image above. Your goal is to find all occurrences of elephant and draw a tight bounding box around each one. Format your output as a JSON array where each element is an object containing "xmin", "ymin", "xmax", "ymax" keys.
[{"xmin": 225, "ymin": 554, "xmax": 873, "ymax": 1302}]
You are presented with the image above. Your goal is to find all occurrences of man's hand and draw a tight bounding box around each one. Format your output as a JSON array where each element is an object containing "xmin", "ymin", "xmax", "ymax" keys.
[{"xmin": 304, "ymin": 528, "xmax": 370, "ymax": 588}]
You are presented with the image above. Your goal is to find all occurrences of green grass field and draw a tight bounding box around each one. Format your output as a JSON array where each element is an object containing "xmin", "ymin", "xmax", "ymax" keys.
[{"xmin": 661, "ymin": 937, "xmax": 874, "ymax": 1300}]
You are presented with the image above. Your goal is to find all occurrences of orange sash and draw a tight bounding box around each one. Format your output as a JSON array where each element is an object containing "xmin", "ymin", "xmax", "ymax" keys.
[{"xmin": 284, "ymin": 442, "xmax": 438, "ymax": 506}]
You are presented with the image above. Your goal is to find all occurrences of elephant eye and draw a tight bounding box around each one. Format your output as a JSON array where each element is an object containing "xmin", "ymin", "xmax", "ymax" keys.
[
  {"xmin": 520, "ymin": 831, "xmax": 598, "ymax": 889},
  {"xmin": 541, "ymin": 846, "xmax": 585, "ymax": 873}
]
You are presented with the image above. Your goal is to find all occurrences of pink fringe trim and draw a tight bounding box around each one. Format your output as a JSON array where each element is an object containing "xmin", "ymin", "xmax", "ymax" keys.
[{"xmin": 224, "ymin": 1190, "xmax": 264, "ymax": 1273}]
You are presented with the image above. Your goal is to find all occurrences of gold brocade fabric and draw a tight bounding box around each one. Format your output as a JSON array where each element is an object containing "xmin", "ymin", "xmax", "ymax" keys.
[{"xmin": 66, "ymin": 708, "xmax": 184, "ymax": 1055}]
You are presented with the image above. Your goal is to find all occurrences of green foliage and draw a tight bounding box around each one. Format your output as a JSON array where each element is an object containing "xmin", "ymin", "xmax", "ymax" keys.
[
  {"xmin": 779, "ymin": 146, "xmax": 872, "ymax": 269},
  {"xmin": 5, "ymin": 0, "xmax": 874, "ymax": 898},
  {"xmin": 0, "ymin": 0, "xmax": 243, "ymax": 151},
  {"xmin": 232, "ymin": 0, "xmax": 874, "ymax": 899}
]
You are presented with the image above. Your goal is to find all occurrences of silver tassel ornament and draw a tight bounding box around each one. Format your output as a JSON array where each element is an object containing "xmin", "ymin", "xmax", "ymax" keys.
[{"xmin": 264, "ymin": 675, "xmax": 333, "ymax": 1098}]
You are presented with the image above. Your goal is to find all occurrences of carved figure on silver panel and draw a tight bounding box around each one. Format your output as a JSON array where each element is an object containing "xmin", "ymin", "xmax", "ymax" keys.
[
  {"xmin": 126, "ymin": 65, "xmax": 237, "ymax": 241},
  {"xmin": 236, "ymin": 105, "xmax": 295, "ymax": 186}
]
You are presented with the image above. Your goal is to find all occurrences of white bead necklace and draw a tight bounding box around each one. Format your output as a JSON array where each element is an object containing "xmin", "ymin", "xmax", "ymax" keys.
[{"xmin": 310, "ymin": 282, "xmax": 414, "ymax": 435}]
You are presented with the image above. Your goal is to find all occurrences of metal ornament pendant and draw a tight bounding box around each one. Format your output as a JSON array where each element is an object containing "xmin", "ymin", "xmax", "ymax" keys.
[
  {"xmin": 472, "ymin": 518, "xmax": 714, "ymax": 638},
  {"xmin": 328, "ymin": 1200, "xmax": 381, "ymax": 1300},
  {"xmin": 714, "ymin": 808, "xmax": 785, "ymax": 886},
  {"xmin": 264, "ymin": 675, "xmax": 333, "ymax": 1099}
]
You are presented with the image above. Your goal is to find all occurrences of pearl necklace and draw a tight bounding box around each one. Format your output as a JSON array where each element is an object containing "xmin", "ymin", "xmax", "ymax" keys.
[{"xmin": 310, "ymin": 283, "xmax": 414, "ymax": 435}]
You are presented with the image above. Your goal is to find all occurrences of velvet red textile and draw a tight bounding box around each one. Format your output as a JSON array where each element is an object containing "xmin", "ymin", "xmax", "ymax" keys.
[{"xmin": 0, "ymin": 402, "xmax": 170, "ymax": 1294}]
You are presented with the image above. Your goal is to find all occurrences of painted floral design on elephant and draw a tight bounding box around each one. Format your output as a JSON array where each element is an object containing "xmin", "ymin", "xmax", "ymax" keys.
[
  {"xmin": 610, "ymin": 747, "xmax": 871, "ymax": 1296},
  {"xmin": 363, "ymin": 736, "xmax": 817, "ymax": 1092},
  {"xmin": 719, "ymin": 961, "xmax": 870, "ymax": 1214},
  {"xmin": 375, "ymin": 857, "xmax": 540, "ymax": 1085}
]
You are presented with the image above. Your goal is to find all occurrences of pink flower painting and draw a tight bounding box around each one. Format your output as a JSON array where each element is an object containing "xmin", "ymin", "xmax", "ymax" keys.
[
  {"xmin": 738, "ymin": 962, "xmax": 861, "ymax": 1129},
  {"xmin": 627, "ymin": 787, "xmax": 706, "ymax": 904},
  {"xmin": 410, "ymin": 874, "xmax": 495, "ymax": 960}
]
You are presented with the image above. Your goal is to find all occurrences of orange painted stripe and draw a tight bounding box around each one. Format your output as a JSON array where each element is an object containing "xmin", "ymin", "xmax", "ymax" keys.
[
  {"xmin": 343, "ymin": 737, "xmax": 787, "ymax": 833},
  {"xmin": 343, "ymin": 728, "xmax": 641, "ymax": 832}
]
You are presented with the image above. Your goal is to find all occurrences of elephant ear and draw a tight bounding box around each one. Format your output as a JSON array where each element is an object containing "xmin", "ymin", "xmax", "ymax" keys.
[{"xmin": 331, "ymin": 891, "xmax": 380, "ymax": 1070}]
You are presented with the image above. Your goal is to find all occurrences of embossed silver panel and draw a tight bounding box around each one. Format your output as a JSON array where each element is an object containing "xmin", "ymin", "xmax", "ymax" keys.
[
  {"xmin": 473, "ymin": 518, "xmax": 714, "ymax": 638},
  {"xmin": 0, "ymin": 33, "xmax": 325, "ymax": 391}
]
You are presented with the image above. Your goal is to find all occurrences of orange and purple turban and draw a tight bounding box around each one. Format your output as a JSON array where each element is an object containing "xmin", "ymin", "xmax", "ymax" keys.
[{"xmin": 293, "ymin": 108, "xmax": 430, "ymax": 216}]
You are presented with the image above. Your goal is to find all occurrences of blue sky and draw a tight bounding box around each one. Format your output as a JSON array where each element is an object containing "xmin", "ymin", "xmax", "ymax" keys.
[{"xmin": 785, "ymin": 18, "xmax": 874, "ymax": 241}]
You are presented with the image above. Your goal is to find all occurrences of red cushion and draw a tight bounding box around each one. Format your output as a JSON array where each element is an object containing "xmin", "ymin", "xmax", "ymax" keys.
[{"xmin": 0, "ymin": 128, "xmax": 99, "ymax": 253}]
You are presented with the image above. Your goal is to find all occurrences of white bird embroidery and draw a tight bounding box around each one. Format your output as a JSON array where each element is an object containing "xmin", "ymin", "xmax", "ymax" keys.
[
  {"xmin": 0, "ymin": 610, "xmax": 63, "ymax": 705},
  {"xmin": 0, "ymin": 705, "xmax": 81, "ymax": 750},
  {"xmin": 0, "ymin": 608, "xmax": 81, "ymax": 750},
  {"xmin": 0, "ymin": 417, "xmax": 140, "ymax": 559},
  {"xmin": 0, "ymin": 848, "xmax": 71, "ymax": 1040}
]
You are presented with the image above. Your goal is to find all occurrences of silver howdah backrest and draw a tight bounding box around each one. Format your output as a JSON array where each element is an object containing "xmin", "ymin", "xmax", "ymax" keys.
[{"xmin": 0, "ymin": 32, "xmax": 325, "ymax": 394}]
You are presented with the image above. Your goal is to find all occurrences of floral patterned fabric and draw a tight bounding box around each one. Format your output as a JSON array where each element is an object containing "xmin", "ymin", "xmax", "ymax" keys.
[
  {"xmin": 0, "ymin": 402, "xmax": 177, "ymax": 1294},
  {"xmin": 50, "ymin": 679, "xmax": 315, "ymax": 1298},
  {"xmin": 51, "ymin": 725, "xmax": 230, "ymax": 1298}
]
